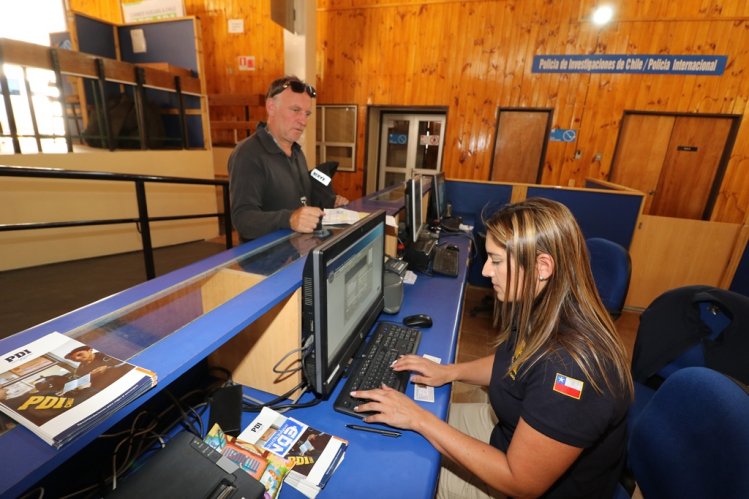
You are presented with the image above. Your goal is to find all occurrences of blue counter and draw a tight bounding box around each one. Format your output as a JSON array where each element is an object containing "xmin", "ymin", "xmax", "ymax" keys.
[{"xmin": 0, "ymin": 186, "xmax": 469, "ymax": 499}]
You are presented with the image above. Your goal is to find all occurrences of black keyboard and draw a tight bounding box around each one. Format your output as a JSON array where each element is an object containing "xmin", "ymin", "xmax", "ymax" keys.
[
  {"xmin": 431, "ymin": 246, "xmax": 459, "ymax": 277},
  {"xmin": 334, "ymin": 321, "xmax": 421, "ymax": 417}
]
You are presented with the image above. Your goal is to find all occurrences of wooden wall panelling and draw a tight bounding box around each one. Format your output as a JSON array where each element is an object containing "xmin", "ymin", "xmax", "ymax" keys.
[
  {"xmin": 184, "ymin": 0, "xmax": 284, "ymax": 98},
  {"xmin": 595, "ymin": 23, "xmax": 636, "ymax": 180},
  {"xmin": 468, "ymin": 3, "xmax": 498, "ymax": 180},
  {"xmin": 440, "ymin": 3, "xmax": 465, "ymax": 179},
  {"xmin": 421, "ymin": 5, "xmax": 443, "ymax": 107},
  {"xmin": 546, "ymin": 17, "xmax": 582, "ymax": 186},
  {"xmin": 723, "ymin": 22, "xmax": 749, "ymax": 115},
  {"xmin": 552, "ymin": 22, "xmax": 596, "ymax": 186},
  {"xmin": 168, "ymin": 1, "xmax": 749, "ymax": 223},
  {"xmin": 69, "ymin": 0, "xmax": 122, "ymax": 24},
  {"xmin": 707, "ymin": 19, "xmax": 749, "ymax": 222},
  {"xmin": 708, "ymin": 22, "xmax": 734, "ymax": 114}
]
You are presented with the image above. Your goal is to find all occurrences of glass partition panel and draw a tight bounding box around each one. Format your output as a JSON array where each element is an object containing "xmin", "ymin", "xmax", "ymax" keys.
[{"xmin": 65, "ymin": 232, "xmax": 335, "ymax": 360}]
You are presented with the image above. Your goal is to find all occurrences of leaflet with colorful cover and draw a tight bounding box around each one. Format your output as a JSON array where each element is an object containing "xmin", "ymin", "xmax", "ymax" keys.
[
  {"xmin": 0, "ymin": 332, "xmax": 157, "ymax": 448},
  {"xmin": 203, "ymin": 423, "xmax": 293, "ymax": 498},
  {"xmin": 238, "ymin": 407, "xmax": 348, "ymax": 498}
]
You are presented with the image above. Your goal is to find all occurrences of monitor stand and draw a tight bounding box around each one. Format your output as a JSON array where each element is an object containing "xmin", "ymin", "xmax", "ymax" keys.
[{"xmin": 313, "ymin": 219, "xmax": 331, "ymax": 239}]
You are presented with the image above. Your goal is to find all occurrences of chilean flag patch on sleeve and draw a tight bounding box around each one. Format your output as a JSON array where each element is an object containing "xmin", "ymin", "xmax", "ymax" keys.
[{"xmin": 553, "ymin": 373, "xmax": 584, "ymax": 399}]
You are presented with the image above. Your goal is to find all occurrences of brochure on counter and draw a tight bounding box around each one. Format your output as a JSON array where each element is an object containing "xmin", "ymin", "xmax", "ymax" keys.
[
  {"xmin": 0, "ymin": 332, "xmax": 157, "ymax": 448},
  {"xmin": 237, "ymin": 406, "xmax": 348, "ymax": 498}
]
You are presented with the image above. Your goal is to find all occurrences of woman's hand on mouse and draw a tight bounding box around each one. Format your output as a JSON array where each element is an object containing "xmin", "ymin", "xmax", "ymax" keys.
[
  {"xmin": 391, "ymin": 354, "xmax": 455, "ymax": 387},
  {"xmin": 351, "ymin": 384, "xmax": 435, "ymax": 430}
]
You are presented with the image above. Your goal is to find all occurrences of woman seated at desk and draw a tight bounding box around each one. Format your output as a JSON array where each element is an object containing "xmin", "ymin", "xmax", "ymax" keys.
[{"xmin": 352, "ymin": 198, "xmax": 633, "ymax": 498}]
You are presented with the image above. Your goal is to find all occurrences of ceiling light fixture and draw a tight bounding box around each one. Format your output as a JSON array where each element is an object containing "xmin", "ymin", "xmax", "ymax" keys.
[{"xmin": 592, "ymin": 5, "xmax": 614, "ymax": 26}]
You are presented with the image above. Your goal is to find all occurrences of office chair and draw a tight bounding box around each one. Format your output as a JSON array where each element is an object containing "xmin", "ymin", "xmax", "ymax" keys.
[
  {"xmin": 627, "ymin": 366, "xmax": 749, "ymax": 499},
  {"xmin": 628, "ymin": 285, "xmax": 749, "ymax": 434},
  {"xmin": 469, "ymin": 208, "xmax": 497, "ymax": 320},
  {"xmin": 585, "ymin": 237, "xmax": 631, "ymax": 320},
  {"xmin": 631, "ymin": 285, "xmax": 749, "ymax": 388}
]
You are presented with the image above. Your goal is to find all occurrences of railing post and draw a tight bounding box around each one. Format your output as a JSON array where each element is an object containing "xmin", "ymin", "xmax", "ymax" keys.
[
  {"xmin": 0, "ymin": 44, "xmax": 22, "ymax": 154},
  {"xmin": 94, "ymin": 58, "xmax": 115, "ymax": 151},
  {"xmin": 174, "ymin": 76, "xmax": 188, "ymax": 149},
  {"xmin": 21, "ymin": 67, "xmax": 42, "ymax": 152},
  {"xmin": 135, "ymin": 180, "xmax": 156, "ymax": 280},
  {"xmin": 133, "ymin": 67, "xmax": 148, "ymax": 150},
  {"xmin": 223, "ymin": 183, "xmax": 233, "ymax": 249},
  {"xmin": 49, "ymin": 49, "xmax": 74, "ymax": 153}
]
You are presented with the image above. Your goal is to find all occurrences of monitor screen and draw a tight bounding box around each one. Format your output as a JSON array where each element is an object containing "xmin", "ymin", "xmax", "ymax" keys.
[
  {"xmin": 301, "ymin": 211, "xmax": 386, "ymax": 397},
  {"xmin": 428, "ymin": 172, "xmax": 446, "ymax": 221},
  {"xmin": 405, "ymin": 175, "xmax": 424, "ymax": 244}
]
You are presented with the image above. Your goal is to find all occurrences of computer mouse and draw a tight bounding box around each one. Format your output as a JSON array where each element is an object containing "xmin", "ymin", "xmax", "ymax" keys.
[{"xmin": 403, "ymin": 313, "xmax": 433, "ymax": 328}]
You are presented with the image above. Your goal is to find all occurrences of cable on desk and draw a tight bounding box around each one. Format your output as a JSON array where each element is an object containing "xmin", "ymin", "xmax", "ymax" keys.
[
  {"xmin": 49, "ymin": 386, "xmax": 212, "ymax": 499},
  {"xmin": 242, "ymin": 380, "xmax": 307, "ymax": 412},
  {"xmin": 272, "ymin": 344, "xmax": 306, "ymax": 375}
]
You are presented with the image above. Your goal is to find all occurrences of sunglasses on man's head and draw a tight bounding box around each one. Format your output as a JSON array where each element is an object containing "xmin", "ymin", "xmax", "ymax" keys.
[{"xmin": 269, "ymin": 79, "xmax": 317, "ymax": 98}]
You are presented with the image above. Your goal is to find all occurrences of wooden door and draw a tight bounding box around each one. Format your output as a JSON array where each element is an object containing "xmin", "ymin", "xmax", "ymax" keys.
[
  {"xmin": 611, "ymin": 113, "xmax": 734, "ymax": 219},
  {"xmin": 490, "ymin": 109, "xmax": 550, "ymax": 183},
  {"xmin": 610, "ymin": 114, "xmax": 674, "ymax": 213},
  {"xmin": 650, "ymin": 117, "xmax": 733, "ymax": 218}
]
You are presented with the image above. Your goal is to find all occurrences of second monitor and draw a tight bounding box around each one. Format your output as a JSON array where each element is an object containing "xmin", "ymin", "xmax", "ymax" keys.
[{"xmin": 404, "ymin": 174, "xmax": 425, "ymax": 244}]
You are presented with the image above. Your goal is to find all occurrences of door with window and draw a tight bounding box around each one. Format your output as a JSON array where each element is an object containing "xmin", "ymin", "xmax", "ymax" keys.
[{"xmin": 378, "ymin": 113, "xmax": 446, "ymax": 189}]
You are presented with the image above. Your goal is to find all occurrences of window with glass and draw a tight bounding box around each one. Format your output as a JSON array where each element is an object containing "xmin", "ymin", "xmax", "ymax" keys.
[{"xmin": 316, "ymin": 105, "xmax": 357, "ymax": 171}]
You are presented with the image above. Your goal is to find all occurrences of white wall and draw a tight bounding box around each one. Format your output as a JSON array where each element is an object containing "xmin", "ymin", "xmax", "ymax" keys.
[{"xmin": 1, "ymin": 150, "xmax": 220, "ymax": 270}]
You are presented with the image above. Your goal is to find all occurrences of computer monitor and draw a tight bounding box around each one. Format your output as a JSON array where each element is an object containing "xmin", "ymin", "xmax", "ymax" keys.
[
  {"xmin": 428, "ymin": 172, "xmax": 446, "ymax": 222},
  {"xmin": 301, "ymin": 210, "xmax": 386, "ymax": 397},
  {"xmin": 404, "ymin": 174, "xmax": 424, "ymax": 244}
]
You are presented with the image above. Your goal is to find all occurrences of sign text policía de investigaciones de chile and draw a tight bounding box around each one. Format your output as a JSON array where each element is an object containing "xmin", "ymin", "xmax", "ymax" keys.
[{"xmin": 532, "ymin": 54, "xmax": 727, "ymax": 75}]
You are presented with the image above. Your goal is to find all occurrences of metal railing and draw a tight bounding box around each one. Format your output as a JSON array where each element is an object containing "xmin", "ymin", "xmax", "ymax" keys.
[{"xmin": 0, "ymin": 165, "xmax": 232, "ymax": 279}]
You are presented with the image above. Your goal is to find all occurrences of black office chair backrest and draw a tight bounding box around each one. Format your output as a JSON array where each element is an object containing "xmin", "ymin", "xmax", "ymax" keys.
[{"xmin": 631, "ymin": 285, "xmax": 749, "ymax": 387}]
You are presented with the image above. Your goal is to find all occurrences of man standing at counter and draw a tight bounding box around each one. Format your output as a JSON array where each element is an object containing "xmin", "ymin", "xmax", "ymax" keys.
[{"xmin": 228, "ymin": 76, "xmax": 348, "ymax": 241}]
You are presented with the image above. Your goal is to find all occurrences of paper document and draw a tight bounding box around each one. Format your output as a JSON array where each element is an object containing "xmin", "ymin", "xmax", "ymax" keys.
[{"xmin": 322, "ymin": 208, "xmax": 366, "ymax": 225}]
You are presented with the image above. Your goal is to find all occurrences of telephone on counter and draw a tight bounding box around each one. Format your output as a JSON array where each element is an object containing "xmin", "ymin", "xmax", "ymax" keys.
[
  {"xmin": 384, "ymin": 254, "xmax": 408, "ymax": 276},
  {"xmin": 383, "ymin": 255, "xmax": 407, "ymax": 314}
]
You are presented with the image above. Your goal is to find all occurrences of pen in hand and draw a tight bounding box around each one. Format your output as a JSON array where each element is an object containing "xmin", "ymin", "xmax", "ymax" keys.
[{"xmin": 346, "ymin": 424, "xmax": 401, "ymax": 438}]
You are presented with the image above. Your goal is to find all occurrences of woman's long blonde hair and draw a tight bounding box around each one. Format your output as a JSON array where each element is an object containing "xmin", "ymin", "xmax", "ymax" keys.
[{"xmin": 486, "ymin": 197, "xmax": 633, "ymax": 398}]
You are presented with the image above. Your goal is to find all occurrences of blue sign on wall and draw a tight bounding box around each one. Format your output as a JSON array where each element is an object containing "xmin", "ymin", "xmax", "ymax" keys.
[
  {"xmin": 550, "ymin": 128, "xmax": 577, "ymax": 142},
  {"xmin": 532, "ymin": 54, "xmax": 727, "ymax": 75}
]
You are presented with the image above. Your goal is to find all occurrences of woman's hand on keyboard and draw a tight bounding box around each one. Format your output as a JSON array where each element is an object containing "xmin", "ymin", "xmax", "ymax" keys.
[
  {"xmin": 391, "ymin": 354, "xmax": 454, "ymax": 387},
  {"xmin": 351, "ymin": 384, "xmax": 432, "ymax": 430}
]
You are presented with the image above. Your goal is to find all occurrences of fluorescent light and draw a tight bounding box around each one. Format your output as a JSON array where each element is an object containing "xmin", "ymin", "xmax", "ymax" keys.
[{"xmin": 592, "ymin": 5, "xmax": 614, "ymax": 26}]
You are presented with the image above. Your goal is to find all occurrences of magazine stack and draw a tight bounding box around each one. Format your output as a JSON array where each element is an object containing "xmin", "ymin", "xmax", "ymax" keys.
[{"xmin": 0, "ymin": 332, "xmax": 157, "ymax": 448}]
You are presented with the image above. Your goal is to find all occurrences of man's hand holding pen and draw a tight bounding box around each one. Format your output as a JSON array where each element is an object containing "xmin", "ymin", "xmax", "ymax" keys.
[
  {"xmin": 291, "ymin": 197, "xmax": 324, "ymax": 233},
  {"xmin": 290, "ymin": 205, "xmax": 324, "ymax": 233}
]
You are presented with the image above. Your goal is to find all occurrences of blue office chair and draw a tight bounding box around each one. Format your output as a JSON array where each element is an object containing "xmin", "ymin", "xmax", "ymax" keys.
[
  {"xmin": 585, "ymin": 237, "xmax": 631, "ymax": 319},
  {"xmin": 627, "ymin": 366, "xmax": 749, "ymax": 499},
  {"xmin": 469, "ymin": 207, "xmax": 498, "ymax": 319},
  {"xmin": 628, "ymin": 285, "xmax": 749, "ymax": 434}
]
